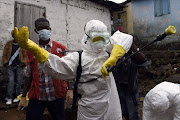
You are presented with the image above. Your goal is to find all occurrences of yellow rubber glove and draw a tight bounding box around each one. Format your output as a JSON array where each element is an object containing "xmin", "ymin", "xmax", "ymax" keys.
[
  {"xmin": 101, "ymin": 45, "xmax": 125, "ymax": 79},
  {"xmin": 14, "ymin": 26, "xmax": 48, "ymax": 63},
  {"xmin": 17, "ymin": 93, "xmax": 29, "ymax": 106}
]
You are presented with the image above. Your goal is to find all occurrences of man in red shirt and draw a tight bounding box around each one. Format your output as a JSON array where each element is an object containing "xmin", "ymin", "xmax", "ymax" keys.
[{"xmin": 17, "ymin": 18, "xmax": 69, "ymax": 120}]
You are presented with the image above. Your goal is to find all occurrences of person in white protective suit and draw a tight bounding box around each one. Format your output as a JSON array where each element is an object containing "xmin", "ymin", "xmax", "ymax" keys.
[
  {"xmin": 143, "ymin": 81, "xmax": 180, "ymax": 120},
  {"xmin": 14, "ymin": 20, "xmax": 133, "ymax": 120}
]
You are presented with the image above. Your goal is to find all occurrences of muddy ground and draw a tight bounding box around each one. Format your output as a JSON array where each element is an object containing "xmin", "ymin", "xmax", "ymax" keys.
[
  {"xmin": 0, "ymin": 99, "xmax": 53, "ymax": 120},
  {"xmin": 0, "ymin": 98, "xmax": 144, "ymax": 120}
]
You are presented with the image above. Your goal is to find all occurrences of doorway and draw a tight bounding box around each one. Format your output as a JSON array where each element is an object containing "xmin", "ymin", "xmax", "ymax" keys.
[{"xmin": 14, "ymin": 1, "xmax": 46, "ymax": 43}]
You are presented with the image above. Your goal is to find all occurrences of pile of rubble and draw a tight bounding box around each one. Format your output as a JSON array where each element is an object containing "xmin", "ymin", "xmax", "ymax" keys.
[{"xmin": 138, "ymin": 50, "xmax": 180, "ymax": 96}]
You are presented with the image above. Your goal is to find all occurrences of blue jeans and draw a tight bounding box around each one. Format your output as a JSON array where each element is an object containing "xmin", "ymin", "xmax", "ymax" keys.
[
  {"xmin": 6, "ymin": 65, "xmax": 23, "ymax": 99},
  {"xmin": 118, "ymin": 84, "xmax": 139, "ymax": 120},
  {"xmin": 26, "ymin": 98, "xmax": 65, "ymax": 120}
]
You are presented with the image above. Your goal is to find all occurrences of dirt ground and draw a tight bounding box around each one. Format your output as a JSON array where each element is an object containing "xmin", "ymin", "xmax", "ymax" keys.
[
  {"xmin": 0, "ymin": 98, "xmax": 53, "ymax": 120},
  {"xmin": 0, "ymin": 97, "xmax": 144, "ymax": 120},
  {"xmin": 0, "ymin": 99, "xmax": 26, "ymax": 120},
  {"xmin": 0, "ymin": 108, "xmax": 26, "ymax": 120}
]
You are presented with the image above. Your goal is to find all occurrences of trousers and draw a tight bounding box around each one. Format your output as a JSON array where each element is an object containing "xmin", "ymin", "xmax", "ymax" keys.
[
  {"xmin": 118, "ymin": 84, "xmax": 139, "ymax": 120},
  {"xmin": 26, "ymin": 98, "xmax": 65, "ymax": 120},
  {"xmin": 6, "ymin": 65, "xmax": 23, "ymax": 99}
]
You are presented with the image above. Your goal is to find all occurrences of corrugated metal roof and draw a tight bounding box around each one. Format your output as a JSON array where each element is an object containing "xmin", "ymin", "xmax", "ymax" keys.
[
  {"xmin": 108, "ymin": 0, "xmax": 127, "ymax": 4},
  {"xmin": 89, "ymin": 0, "xmax": 130, "ymax": 11}
]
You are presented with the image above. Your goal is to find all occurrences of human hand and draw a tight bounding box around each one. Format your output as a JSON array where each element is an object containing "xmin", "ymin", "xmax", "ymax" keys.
[
  {"xmin": 101, "ymin": 57, "xmax": 114, "ymax": 79},
  {"xmin": 17, "ymin": 97, "xmax": 26, "ymax": 111},
  {"xmin": 14, "ymin": 26, "xmax": 29, "ymax": 49},
  {"xmin": 14, "ymin": 26, "xmax": 49, "ymax": 63},
  {"xmin": 101, "ymin": 45, "xmax": 125, "ymax": 79}
]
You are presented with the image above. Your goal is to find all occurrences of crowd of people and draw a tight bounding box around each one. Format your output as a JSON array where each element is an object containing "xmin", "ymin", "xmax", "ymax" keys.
[{"xmin": 1, "ymin": 18, "xmax": 179, "ymax": 120}]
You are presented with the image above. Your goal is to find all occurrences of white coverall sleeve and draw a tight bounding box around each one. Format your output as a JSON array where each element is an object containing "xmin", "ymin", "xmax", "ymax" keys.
[
  {"xmin": 39, "ymin": 52, "xmax": 79, "ymax": 80},
  {"xmin": 143, "ymin": 92, "xmax": 169, "ymax": 120},
  {"xmin": 173, "ymin": 93, "xmax": 180, "ymax": 120},
  {"xmin": 106, "ymin": 31, "xmax": 133, "ymax": 53},
  {"xmin": 148, "ymin": 92, "xmax": 170, "ymax": 113}
]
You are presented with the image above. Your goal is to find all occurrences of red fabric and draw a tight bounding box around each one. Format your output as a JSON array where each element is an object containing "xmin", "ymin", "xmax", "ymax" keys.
[
  {"xmin": 26, "ymin": 51, "xmax": 39, "ymax": 100},
  {"xmin": 117, "ymin": 26, "xmax": 123, "ymax": 32},
  {"xmin": 27, "ymin": 41, "xmax": 67, "ymax": 100}
]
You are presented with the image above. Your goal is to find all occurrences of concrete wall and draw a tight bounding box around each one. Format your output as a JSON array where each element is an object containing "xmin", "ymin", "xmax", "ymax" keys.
[
  {"xmin": 112, "ymin": 3, "xmax": 134, "ymax": 34},
  {"xmin": 132, "ymin": 0, "xmax": 180, "ymax": 43},
  {"xmin": 0, "ymin": 0, "xmax": 111, "ymax": 66},
  {"xmin": 122, "ymin": 2, "xmax": 134, "ymax": 34}
]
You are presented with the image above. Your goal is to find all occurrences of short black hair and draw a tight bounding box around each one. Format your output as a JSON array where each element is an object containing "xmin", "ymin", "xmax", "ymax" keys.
[
  {"xmin": 35, "ymin": 18, "xmax": 50, "ymax": 28},
  {"xmin": 130, "ymin": 34, "xmax": 141, "ymax": 43}
]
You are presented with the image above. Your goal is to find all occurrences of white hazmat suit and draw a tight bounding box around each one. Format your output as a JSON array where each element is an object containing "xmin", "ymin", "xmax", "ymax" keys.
[
  {"xmin": 143, "ymin": 81, "xmax": 180, "ymax": 120},
  {"xmin": 40, "ymin": 20, "xmax": 133, "ymax": 120}
]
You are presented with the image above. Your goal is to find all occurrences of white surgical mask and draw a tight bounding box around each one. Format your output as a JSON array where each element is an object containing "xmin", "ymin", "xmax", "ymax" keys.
[
  {"xmin": 38, "ymin": 29, "xmax": 51, "ymax": 41},
  {"xmin": 91, "ymin": 42, "xmax": 105, "ymax": 54}
]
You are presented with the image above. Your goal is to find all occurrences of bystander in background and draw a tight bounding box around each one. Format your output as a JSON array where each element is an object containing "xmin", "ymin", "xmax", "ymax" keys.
[
  {"xmin": 2, "ymin": 30, "xmax": 27, "ymax": 105},
  {"xmin": 113, "ymin": 34, "xmax": 150, "ymax": 120}
]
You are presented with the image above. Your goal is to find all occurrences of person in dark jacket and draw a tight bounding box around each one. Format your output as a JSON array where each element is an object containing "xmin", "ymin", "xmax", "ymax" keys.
[
  {"xmin": 113, "ymin": 35, "xmax": 150, "ymax": 120},
  {"xmin": 2, "ymin": 30, "xmax": 27, "ymax": 105}
]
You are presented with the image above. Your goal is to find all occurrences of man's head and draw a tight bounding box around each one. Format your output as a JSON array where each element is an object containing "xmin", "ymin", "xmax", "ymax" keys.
[
  {"xmin": 35, "ymin": 18, "xmax": 50, "ymax": 31},
  {"xmin": 34, "ymin": 18, "xmax": 51, "ymax": 41},
  {"xmin": 130, "ymin": 34, "xmax": 140, "ymax": 45}
]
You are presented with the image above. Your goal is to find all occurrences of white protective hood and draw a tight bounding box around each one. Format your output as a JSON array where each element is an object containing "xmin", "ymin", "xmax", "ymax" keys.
[
  {"xmin": 143, "ymin": 81, "xmax": 180, "ymax": 120},
  {"xmin": 40, "ymin": 20, "xmax": 133, "ymax": 120},
  {"xmin": 82, "ymin": 20, "xmax": 108, "ymax": 56}
]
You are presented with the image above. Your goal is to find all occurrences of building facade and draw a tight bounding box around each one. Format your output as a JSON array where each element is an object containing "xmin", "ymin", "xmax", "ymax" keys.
[
  {"xmin": 112, "ymin": 0, "xmax": 179, "ymax": 46},
  {"xmin": 132, "ymin": 0, "xmax": 180, "ymax": 44},
  {"xmin": 0, "ymin": 0, "xmax": 111, "ymax": 66}
]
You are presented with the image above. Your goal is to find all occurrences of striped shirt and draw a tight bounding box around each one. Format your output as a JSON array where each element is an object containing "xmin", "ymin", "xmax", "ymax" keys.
[{"xmin": 26, "ymin": 40, "xmax": 56, "ymax": 101}]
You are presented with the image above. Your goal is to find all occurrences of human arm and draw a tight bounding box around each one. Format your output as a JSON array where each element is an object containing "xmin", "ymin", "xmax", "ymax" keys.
[
  {"xmin": 14, "ymin": 26, "xmax": 48, "ymax": 63},
  {"xmin": 39, "ymin": 52, "xmax": 78, "ymax": 80},
  {"xmin": 66, "ymin": 79, "xmax": 74, "ymax": 105},
  {"xmin": 129, "ymin": 42, "xmax": 148, "ymax": 64},
  {"xmin": 173, "ymin": 93, "xmax": 180, "ymax": 120},
  {"xmin": 19, "ymin": 49, "xmax": 28, "ymax": 67},
  {"xmin": 17, "ymin": 63, "xmax": 32, "ymax": 110},
  {"xmin": 66, "ymin": 90, "xmax": 73, "ymax": 106},
  {"xmin": 17, "ymin": 77, "xmax": 32, "ymax": 110},
  {"xmin": 2, "ymin": 42, "xmax": 9, "ymax": 67},
  {"xmin": 14, "ymin": 26, "xmax": 79, "ymax": 80},
  {"xmin": 143, "ymin": 99, "xmax": 156, "ymax": 120},
  {"xmin": 101, "ymin": 31, "xmax": 133, "ymax": 79}
]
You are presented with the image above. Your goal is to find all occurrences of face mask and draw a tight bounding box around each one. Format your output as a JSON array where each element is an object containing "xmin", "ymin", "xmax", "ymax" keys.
[
  {"xmin": 91, "ymin": 42, "xmax": 105, "ymax": 54},
  {"xmin": 38, "ymin": 29, "xmax": 51, "ymax": 41}
]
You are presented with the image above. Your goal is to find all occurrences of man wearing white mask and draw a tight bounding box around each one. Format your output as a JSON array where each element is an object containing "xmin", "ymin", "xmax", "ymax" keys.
[
  {"xmin": 143, "ymin": 81, "xmax": 180, "ymax": 120},
  {"xmin": 17, "ymin": 18, "xmax": 69, "ymax": 120},
  {"xmin": 15, "ymin": 20, "xmax": 133, "ymax": 120}
]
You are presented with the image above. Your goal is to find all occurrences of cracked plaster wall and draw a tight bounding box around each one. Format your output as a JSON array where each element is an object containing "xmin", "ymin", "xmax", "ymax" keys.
[{"xmin": 0, "ymin": 0, "xmax": 111, "ymax": 66}]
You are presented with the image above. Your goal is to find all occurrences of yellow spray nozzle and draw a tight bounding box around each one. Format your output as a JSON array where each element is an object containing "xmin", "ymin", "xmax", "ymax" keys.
[{"xmin": 165, "ymin": 26, "xmax": 176, "ymax": 35}]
